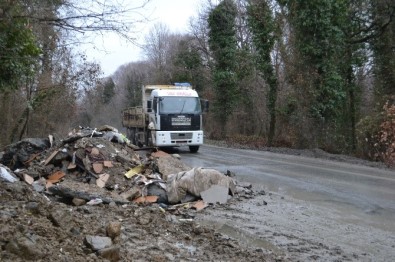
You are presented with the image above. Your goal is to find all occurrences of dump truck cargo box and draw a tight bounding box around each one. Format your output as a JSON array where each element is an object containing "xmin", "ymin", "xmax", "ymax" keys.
[{"xmin": 122, "ymin": 107, "xmax": 146, "ymax": 128}]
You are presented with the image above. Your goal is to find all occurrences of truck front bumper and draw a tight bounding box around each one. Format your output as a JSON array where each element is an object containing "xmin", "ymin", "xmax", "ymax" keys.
[{"xmin": 153, "ymin": 131, "xmax": 203, "ymax": 147}]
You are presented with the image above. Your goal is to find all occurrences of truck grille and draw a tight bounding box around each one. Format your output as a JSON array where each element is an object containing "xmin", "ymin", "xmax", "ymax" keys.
[
  {"xmin": 171, "ymin": 133, "xmax": 193, "ymax": 140},
  {"xmin": 160, "ymin": 114, "xmax": 201, "ymax": 131}
]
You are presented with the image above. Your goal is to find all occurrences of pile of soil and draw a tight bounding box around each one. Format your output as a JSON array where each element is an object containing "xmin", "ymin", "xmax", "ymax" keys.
[
  {"xmin": 0, "ymin": 127, "xmax": 279, "ymax": 261},
  {"xmin": 0, "ymin": 180, "xmax": 277, "ymax": 261}
]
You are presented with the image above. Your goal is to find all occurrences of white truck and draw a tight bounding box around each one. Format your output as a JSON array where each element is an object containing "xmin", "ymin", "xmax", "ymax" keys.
[{"xmin": 122, "ymin": 83, "xmax": 208, "ymax": 153}]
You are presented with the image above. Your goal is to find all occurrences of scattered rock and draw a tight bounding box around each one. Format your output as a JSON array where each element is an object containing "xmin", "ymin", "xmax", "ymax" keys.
[
  {"xmin": 106, "ymin": 222, "xmax": 121, "ymax": 239},
  {"xmin": 72, "ymin": 197, "xmax": 86, "ymax": 206},
  {"xmin": 5, "ymin": 235, "xmax": 45, "ymax": 260},
  {"xmin": 0, "ymin": 164, "xmax": 18, "ymax": 182},
  {"xmin": 49, "ymin": 209, "xmax": 73, "ymax": 229},
  {"xmin": 97, "ymin": 246, "xmax": 121, "ymax": 261},
  {"xmin": 31, "ymin": 178, "xmax": 46, "ymax": 192},
  {"xmin": 25, "ymin": 201, "xmax": 40, "ymax": 214},
  {"xmin": 85, "ymin": 235, "xmax": 112, "ymax": 251}
]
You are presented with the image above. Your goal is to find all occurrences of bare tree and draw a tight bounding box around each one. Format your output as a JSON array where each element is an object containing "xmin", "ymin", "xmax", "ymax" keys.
[
  {"xmin": 12, "ymin": 0, "xmax": 151, "ymax": 45},
  {"xmin": 0, "ymin": 0, "xmax": 153, "ymax": 144},
  {"xmin": 142, "ymin": 23, "xmax": 172, "ymax": 82}
]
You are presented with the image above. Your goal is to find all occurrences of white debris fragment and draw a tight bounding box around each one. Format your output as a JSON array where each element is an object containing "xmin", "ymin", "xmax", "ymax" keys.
[
  {"xmin": 87, "ymin": 198, "xmax": 103, "ymax": 205},
  {"xmin": 0, "ymin": 165, "xmax": 18, "ymax": 183}
]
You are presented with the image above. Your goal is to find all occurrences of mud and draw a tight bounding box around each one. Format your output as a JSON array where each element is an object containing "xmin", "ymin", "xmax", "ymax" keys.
[
  {"xmin": 195, "ymin": 190, "xmax": 394, "ymax": 261},
  {"xmin": 182, "ymin": 142, "xmax": 395, "ymax": 262},
  {"xmin": 0, "ymin": 180, "xmax": 278, "ymax": 261}
]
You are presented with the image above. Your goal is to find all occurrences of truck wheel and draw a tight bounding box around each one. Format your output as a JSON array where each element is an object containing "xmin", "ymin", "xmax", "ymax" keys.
[
  {"xmin": 189, "ymin": 146, "xmax": 199, "ymax": 153},
  {"xmin": 128, "ymin": 129, "xmax": 136, "ymax": 145}
]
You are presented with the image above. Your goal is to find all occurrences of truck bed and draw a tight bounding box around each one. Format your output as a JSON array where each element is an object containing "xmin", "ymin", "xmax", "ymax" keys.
[{"xmin": 122, "ymin": 107, "xmax": 146, "ymax": 128}]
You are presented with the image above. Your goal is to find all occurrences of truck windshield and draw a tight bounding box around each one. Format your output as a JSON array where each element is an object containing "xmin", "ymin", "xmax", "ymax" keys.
[{"xmin": 159, "ymin": 97, "xmax": 201, "ymax": 114}]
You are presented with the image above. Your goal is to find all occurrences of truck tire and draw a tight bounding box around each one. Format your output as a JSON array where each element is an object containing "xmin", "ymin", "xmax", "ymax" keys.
[
  {"xmin": 127, "ymin": 129, "xmax": 136, "ymax": 146},
  {"xmin": 189, "ymin": 146, "xmax": 199, "ymax": 153}
]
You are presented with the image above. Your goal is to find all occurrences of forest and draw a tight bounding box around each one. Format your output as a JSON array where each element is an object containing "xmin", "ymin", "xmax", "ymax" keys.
[{"xmin": 0, "ymin": 0, "xmax": 394, "ymax": 166}]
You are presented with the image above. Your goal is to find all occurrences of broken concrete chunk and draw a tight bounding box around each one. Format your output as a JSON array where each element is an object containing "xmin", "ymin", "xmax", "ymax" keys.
[
  {"xmin": 0, "ymin": 165, "xmax": 18, "ymax": 182},
  {"xmin": 87, "ymin": 198, "xmax": 103, "ymax": 205},
  {"xmin": 85, "ymin": 235, "xmax": 112, "ymax": 251},
  {"xmin": 201, "ymin": 185, "xmax": 229, "ymax": 204},
  {"xmin": 23, "ymin": 173, "xmax": 34, "ymax": 184},
  {"xmin": 32, "ymin": 178, "xmax": 46, "ymax": 192},
  {"xmin": 96, "ymin": 173, "xmax": 110, "ymax": 188}
]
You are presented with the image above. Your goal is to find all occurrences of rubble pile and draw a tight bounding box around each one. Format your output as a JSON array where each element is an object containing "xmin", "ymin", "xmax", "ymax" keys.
[{"xmin": 0, "ymin": 126, "xmax": 272, "ymax": 261}]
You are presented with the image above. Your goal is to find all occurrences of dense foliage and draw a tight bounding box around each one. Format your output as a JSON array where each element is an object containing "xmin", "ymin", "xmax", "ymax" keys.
[
  {"xmin": 1, "ymin": 0, "xmax": 395, "ymax": 166},
  {"xmin": 208, "ymin": 0, "xmax": 239, "ymax": 131},
  {"xmin": 0, "ymin": 3, "xmax": 41, "ymax": 90},
  {"xmin": 247, "ymin": 0, "xmax": 279, "ymax": 146}
]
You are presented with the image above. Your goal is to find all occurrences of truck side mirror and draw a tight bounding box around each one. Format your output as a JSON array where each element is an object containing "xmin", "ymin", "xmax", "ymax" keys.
[
  {"xmin": 201, "ymin": 99, "xmax": 209, "ymax": 113},
  {"xmin": 147, "ymin": 100, "xmax": 152, "ymax": 113}
]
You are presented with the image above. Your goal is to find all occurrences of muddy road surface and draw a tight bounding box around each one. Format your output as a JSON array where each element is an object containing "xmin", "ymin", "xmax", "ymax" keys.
[{"xmin": 180, "ymin": 144, "xmax": 395, "ymax": 261}]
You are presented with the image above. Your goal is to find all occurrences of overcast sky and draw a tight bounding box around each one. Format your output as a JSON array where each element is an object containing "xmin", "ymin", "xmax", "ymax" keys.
[{"xmin": 81, "ymin": 0, "xmax": 204, "ymax": 77}]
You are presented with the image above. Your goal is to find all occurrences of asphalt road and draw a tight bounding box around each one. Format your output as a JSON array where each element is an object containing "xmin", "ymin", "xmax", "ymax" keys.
[{"xmin": 179, "ymin": 144, "xmax": 395, "ymax": 260}]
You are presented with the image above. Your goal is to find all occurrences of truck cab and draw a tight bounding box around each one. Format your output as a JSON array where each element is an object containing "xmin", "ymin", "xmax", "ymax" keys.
[
  {"xmin": 122, "ymin": 83, "xmax": 208, "ymax": 153},
  {"xmin": 146, "ymin": 83, "xmax": 205, "ymax": 152}
]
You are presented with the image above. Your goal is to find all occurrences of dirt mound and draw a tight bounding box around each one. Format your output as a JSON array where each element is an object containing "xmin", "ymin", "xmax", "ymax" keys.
[
  {"xmin": 0, "ymin": 127, "xmax": 278, "ymax": 261},
  {"xmin": 0, "ymin": 180, "xmax": 277, "ymax": 261}
]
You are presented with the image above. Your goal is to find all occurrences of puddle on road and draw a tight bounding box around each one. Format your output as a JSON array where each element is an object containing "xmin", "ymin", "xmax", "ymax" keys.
[
  {"xmin": 263, "ymin": 182, "xmax": 395, "ymax": 232},
  {"xmin": 199, "ymin": 220, "xmax": 285, "ymax": 256}
]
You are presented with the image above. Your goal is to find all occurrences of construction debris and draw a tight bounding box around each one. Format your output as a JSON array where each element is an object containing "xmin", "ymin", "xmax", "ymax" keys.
[
  {"xmin": 201, "ymin": 185, "xmax": 229, "ymax": 204},
  {"xmin": 0, "ymin": 125, "xmax": 266, "ymax": 261},
  {"xmin": 0, "ymin": 164, "xmax": 18, "ymax": 183},
  {"xmin": 166, "ymin": 167, "xmax": 236, "ymax": 204},
  {"xmin": 0, "ymin": 126, "xmax": 251, "ymax": 208}
]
